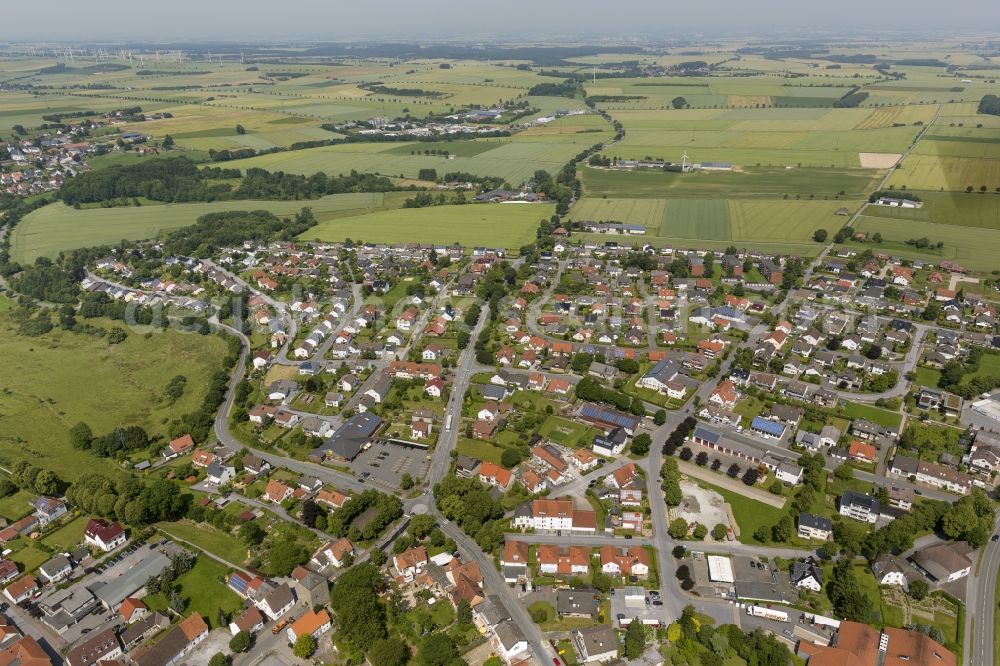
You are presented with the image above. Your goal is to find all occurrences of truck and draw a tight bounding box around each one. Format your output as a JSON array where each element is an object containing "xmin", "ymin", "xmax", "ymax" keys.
[
  {"xmin": 445, "ymin": 414, "xmax": 452, "ymax": 431},
  {"xmin": 746, "ymin": 606, "xmax": 788, "ymax": 622}
]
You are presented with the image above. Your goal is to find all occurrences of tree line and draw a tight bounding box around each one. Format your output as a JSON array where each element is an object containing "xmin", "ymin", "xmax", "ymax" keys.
[{"xmin": 58, "ymin": 156, "xmax": 398, "ymax": 206}]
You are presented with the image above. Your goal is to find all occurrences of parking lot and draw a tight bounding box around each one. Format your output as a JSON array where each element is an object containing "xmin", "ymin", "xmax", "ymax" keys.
[
  {"xmin": 38, "ymin": 541, "xmax": 156, "ymax": 648},
  {"xmin": 350, "ymin": 439, "xmax": 430, "ymax": 489},
  {"xmin": 609, "ymin": 587, "xmax": 671, "ymax": 628}
]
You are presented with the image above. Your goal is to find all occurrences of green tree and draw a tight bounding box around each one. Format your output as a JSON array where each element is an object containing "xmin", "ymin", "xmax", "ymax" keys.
[
  {"xmin": 501, "ymin": 447, "xmax": 524, "ymax": 468},
  {"xmin": 229, "ymin": 631, "xmax": 251, "ymax": 653},
  {"xmin": 235, "ymin": 124, "xmax": 246, "ymax": 135},
  {"xmin": 941, "ymin": 500, "xmax": 977, "ymax": 540},
  {"xmin": 457, "ymin": 598, "xmax": 473, "ymax": 625},
  {"xmin": 292, "ymin": 635, "xmax": 316, "ymax": 658},
  {"xmin": 631, "ymin": 433, "xmax": 652, "ymax": 456},
  {"xmin": 834, "ymin": 464, "xmax": 853, "ymax": 480},
  {"xmin": 624, "ymin": 619, "xmax": 646, "ymax": 658},
  {"xmin": 208, "ymin": 654, "xmax": 229, "ymax": 666},
  {"xmin": 669, "ymin": 517, "xmax": 689, "ymax": 539},
  {"xmin": 908, "ymin": 579, "xmax": 929, "ymax": 601},
  {"xmin": 828, "ymin": 559, "xmax": 874, "ymax": 622},
  {"xmin": 266, "ymin": 540, "xmax": 307, "ymax": 576},
  {"xmin": 654, "ymin": 409, "xmax": 667, "ymax": 426},
  {"xmin": 813, "ymin": 228, "xmax": 828, "ymax": 243},
  {"xmin": 162, "ymin": 134, "xmax": 175, "ymax": 149},
  {"xmin": 419, "ymin": 632, "xmax": 461, "ymax": 666},
  {"xmin": 369, "ymin": 637, "xmax": 410, "ymax": 666},
  {"xmin": 409, "ymin": 514, "xmax": 436, "ymax": 539},
  {"xmin": 69, "ymin": 422, "xmax": 93, "ymax": 450},
  {"xmin": 771, "ymin": 515, "xmax": 794, "ymax": 542},
  {"xmin": 711, "ymin": 523, "xmax": 728, "ymax": 541}
]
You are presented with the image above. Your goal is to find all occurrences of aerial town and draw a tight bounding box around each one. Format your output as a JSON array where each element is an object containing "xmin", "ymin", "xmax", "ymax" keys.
[{"xmin": 1, "ymin": 22, "xmax": 999, "ymax": 666}]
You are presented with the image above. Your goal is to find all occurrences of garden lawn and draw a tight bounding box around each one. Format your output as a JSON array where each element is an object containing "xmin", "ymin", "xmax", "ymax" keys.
[
  {"xmin": 0, "ymin": 489, "xmax": 38, "ymax": 522},
  {"xmin": 538, "ymin": 416, "xmax": 598, "ymax": 448},
  {"xmin": 841, "ymin": 402, "xmax": 903, "ymax": 430},
  {"xmin": 155, "ymin": 520, "xmax": 249, "ymax": 566},
  {"xmin": 143, "ymin": 557, "xmax": 243, "ymax": 629},
  {"xmin": 8, "ymin": 541, "xmax": 50, "ymax": 574},
  {"xmin": 40, "ymin": 516, "xmax": 88, "ymax": 551},
  {"xmin": 913, "ymin": 366, "xmax": 942, "ymax": 388},
  {"xmin": 456, "ymin": 438, "xmax": 506, "ymax": 466}
]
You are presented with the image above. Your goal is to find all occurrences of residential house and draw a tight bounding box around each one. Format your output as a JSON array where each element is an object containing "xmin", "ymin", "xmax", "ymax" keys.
[
  {"xmin": 84, "ymin": 519, "xmax": 126, "ymax": 553},
  {"xmin": 797, "ymin": 513, "xmax": 832, "ymax": 541},
  {"xmin": 132, "ymin": 613, "xmax": 208, "ymax": 666},
  {"xmin": 839, "ymin": 490, "xmax": 880, "ymax": 524},
  {"xmin": 257, "ymin": 584, "xmax": 295, "ymax": 621}
]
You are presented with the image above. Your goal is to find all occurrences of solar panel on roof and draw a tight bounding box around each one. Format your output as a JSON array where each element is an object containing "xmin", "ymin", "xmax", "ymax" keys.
[
  {"xmin": 579, "ymin": 403, "xmax": 638, "ymax": 429},
  {"xmin": 750, "ymin": 416, "xmax": 785, "ymax": 437}
]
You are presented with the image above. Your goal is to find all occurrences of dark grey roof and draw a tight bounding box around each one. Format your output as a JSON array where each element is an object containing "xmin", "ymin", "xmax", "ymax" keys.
[
  {"xmin": 797, "ymin": 512, "xmax": 832, "ymax": 531},
  {"xmin": 557, "ymin": 589, "xmax": 598, "ymax": 616},
  {"xmin": 313, "ymin": 412, "xmax": 383, "ymax": 460},
  {"xmin": 841, "ymin": 490, "xmax": 880, "ymax": 513}
]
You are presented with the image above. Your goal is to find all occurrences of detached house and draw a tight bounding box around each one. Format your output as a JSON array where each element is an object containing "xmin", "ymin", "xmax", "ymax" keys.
[{"xmin": 84, "ymin": 519, "xmax": 127, "ymax": 553}]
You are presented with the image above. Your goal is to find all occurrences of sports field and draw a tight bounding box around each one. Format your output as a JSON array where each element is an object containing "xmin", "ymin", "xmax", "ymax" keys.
[
  {"xmin": 301, "ymin": 203, "xmax": 554, "ymax": 249},
  {"xmin": 12, "ymin": 193, "xmax": 387, "ymax": 262}
]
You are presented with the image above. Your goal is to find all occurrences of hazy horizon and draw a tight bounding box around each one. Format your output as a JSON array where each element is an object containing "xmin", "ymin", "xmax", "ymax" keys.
[{"xmin": 4, "ymin": 0, "xmax": 1000, "ymax": 42}]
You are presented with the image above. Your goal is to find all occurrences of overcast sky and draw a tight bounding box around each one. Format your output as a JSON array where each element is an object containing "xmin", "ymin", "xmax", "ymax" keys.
[{"xmin": 5, "ymin": 0, "xmax": 998, "ymax": 41}]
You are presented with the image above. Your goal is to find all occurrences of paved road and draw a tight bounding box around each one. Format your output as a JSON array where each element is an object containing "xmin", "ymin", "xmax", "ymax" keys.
[
  {"xmin": 210, "ymin": 292, "xmax": 560, "ymax": 664},
  {"xmin": 428, "ymin": 304, "xmax": 490, "ymax": 485},
  {"xmin": 967, "ymin": 515, "xmax": 1000, "ymax": 666}
]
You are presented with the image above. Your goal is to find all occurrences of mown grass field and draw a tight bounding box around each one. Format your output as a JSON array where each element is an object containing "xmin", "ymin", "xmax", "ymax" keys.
[
  {"xmin": 0, "ymin": 315, "xmax": 227, "ymax": 481},
  {"xmin": 580, "ymin": 165, "xmax": 880, "ymax": 199},
  {"xmin": 887, "ymin": 154, "xmax": 1000, "ymax": 192},
  {"xmin": 12, "ymin": 193, "xmax": 387, "ymax": 262},
  {"xmin": 853, "ymin": 215, "xmax": 1000, "ymax": 270},
  {"xmin": 216, "ymin": 128, "xmax": 612, "ymax": 186},
  {"xmin": 301, "ymin": 202, "xmax": 552, "ymax": 248},
  {"xmin": 863, "ymin": 191, "xmax": 1000, "ymax": 229},
  {"xmin": 570, "ymin": 197, "xmax": 856, "ymax": 246}
]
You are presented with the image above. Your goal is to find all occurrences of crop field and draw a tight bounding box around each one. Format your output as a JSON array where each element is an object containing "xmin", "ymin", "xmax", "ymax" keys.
[
  {"xmin": 216, "ymin": 125, "xmax": 611, "ymax": 185},
  {"xmin": 913, "ymin": 136, "xmax": 1000, "ymax": 160},
  {"xmin": 579, "ymin": 164, "xmax": 880, "ymax": 199},
  {"xmin": 567, "ymin": 198, "xmax": 668, "ymax": 226},
  {"xmin": 853, "ymin": 216, "xmax": 1000, "ymax": 270},
  {"xmin": 864, "ymin": 191, "xmax": 1000, "ymax": 229},
  {"xmin": 12, "ymin": 193, "xmax": 387, "ymax": 262},
  {"xmin": 0, "ymin": 315, "xmax": 227, "ymax": 481},
  {"xmin": 658, "ymin": 199, "xmax": 732, "ymax": 240},
  {"xmin": 569, "ymin": 197, "xmax": 854, "ymax": 249},
  {"xmin": 887, "ymin": 154, "xmax": 1000, "ymax": 191},
  {"xmin": 601, "ymin": 107, "xmax": 922, "ymax": 168},
  {"xmin": 301, "ymin": 202, "xmax": 553, "ymax": 248}
]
